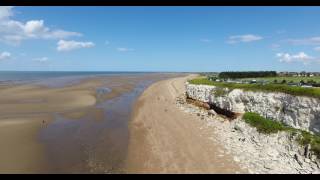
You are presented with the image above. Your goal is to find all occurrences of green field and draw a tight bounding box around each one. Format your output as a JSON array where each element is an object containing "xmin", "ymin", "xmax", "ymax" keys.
[
  {"xmin": 188, "ymin": 78, "xmax": 320, "ymax": 99},
  {"xmin": 241, "ymin": 76, "xmax": 320, "ymax": 83}
]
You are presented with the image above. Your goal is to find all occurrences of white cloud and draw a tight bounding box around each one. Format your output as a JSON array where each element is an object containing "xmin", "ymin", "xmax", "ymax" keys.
[
  {"xmin": 276, "ymin": 52, "xmax": 314, "ymax": 65},
  {"xmin": 0, "ymin": 7, "xmax": 82, "ymax": 45},
  {"xmin": 0, "ymin": 51, "xmax": 11, "ymax": 60},
  {"xmin": 24, "ymin": 20, "xmax": 46, "ymax": 35},
  {"xmin": 57, "ymin": 40, "xmax": 95, "ymax": 52},
  {"xmin": 200, "ymin": 39, "xmax": 211, "ymax": 43},
  {"xmin": 44, "ymin": 30, "xmax": 82, "ymax": 39},
  {"xmin": 117, "ymin": 47, "xmax": 135, "ymax": 52},
  {"xmin": 227, "ymin": 34, "xmax": 263, "ymax": 44},
  {"xmin": 314, "ymin": 47, "xmax": 320, "ymax": 52},
  {"xmin": 33, "ymin": 57, "xmax": 48, "ymax": 63},
  {"xmin": 287, "ymin": 37, "xmax": 320, "ymax": 46},
  {"xmin": 0, "ymin": 6, "xmax": 13, "ymax": 20}
]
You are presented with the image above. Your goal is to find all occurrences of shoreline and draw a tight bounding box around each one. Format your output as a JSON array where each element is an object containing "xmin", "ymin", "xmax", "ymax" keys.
[
  {"xmin": 126, "ymin": 74, "xmax": 245, "ymax": 173},
  {"xmin": 0, "ymin": 73, "xmax": 181, "ymax": 173},
  {"xmin": 128, "ymin": 75, "xmax": 320, "ymax": 174}
]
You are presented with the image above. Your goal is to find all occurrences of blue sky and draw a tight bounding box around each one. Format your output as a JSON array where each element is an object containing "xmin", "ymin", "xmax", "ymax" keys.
[{"xmin": 1, "ymin": 6, "xmax": 320, "ymax": 72}]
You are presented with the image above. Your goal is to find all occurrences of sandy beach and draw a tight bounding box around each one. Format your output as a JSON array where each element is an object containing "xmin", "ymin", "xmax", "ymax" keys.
[
  {"xmin": 0, "ymin": 73, "xmax": 179, "ymax": 173},
  {"xmin": 1, "ymin": 73, "xmax": 244, "ymax": 173},
  {"xmin": 127, "ymin": 75, "xmax": 245, "ymax": 173}
]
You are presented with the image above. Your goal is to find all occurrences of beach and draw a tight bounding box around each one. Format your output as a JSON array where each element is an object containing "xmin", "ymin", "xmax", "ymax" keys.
[
  {"xmin": 127, "ymin": 75, "xmax": 245, "ymax": 173},
  {"xmin": 0, "ymin": 73, "xmax": 181, "ymax": 173},
  {"xmin": 1, "ymin": 73, "xmax": 245, "ymax": 173}
]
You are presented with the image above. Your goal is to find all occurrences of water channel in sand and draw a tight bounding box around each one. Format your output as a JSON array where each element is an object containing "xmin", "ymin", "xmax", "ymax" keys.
[{"xmin": 36, "ymin": 73, "xmax": 182, "ymax": 173}]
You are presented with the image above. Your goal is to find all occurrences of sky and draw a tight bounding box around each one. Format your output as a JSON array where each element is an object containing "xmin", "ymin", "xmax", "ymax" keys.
[{"xmin": 1, "ymin": 6, "xmax": 320, "ymax": 72}]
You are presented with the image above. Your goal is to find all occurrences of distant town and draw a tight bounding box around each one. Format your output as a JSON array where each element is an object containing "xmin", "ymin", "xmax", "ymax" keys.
[
  {"xmin": 201, "ymin": 71, "xmax": 320, "ymax": 77},
  {"xmin": 201, "ymin": 71, "xmax": 320, "ymax": 88},
  {"xmin": 278, "ymin": 71, "xmax": 320, "ymax": 77}
]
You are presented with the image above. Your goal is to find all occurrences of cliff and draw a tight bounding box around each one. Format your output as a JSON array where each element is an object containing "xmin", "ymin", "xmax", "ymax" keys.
[{"xmin": 186, "ymin": 82, "xmax": 320, "ymax": 134}]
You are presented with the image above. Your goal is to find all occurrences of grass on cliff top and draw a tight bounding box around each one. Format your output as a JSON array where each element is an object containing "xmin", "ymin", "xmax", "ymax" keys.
[
  {"xmin": 213, "ymin": 87, "xmax": 230, "ymax": 97},
  {"xmin": 188, "ymin": 78, "xmax": 320, "ymax": 99},
  {"xmin": 243, "ymin": 112, "xmax": 320, "ymax": 157}
]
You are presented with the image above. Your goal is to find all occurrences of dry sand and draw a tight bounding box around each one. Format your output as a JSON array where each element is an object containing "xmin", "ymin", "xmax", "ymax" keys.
[{"xmin": 127, "ymin": 75, "xmax": 244, "ymax": 173}]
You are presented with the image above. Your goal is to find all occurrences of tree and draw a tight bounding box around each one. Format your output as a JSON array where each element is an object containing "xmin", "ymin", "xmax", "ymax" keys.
[
  {"xmin": 281, "ymin": 79, "xmax": 287, "ymax": 84},
  {"xmin": 307, "ymin": 80, "xmax": 315, "ymax": 85},
  {"xmin": 218, "ymin": 71, "xmax": 277, "ymax": 79}
]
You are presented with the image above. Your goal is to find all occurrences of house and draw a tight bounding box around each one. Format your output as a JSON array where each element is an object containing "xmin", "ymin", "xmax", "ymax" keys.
[
  {"xmin": 250, "ymin": 79, "xmax": 257, "ymax": 84},
  {"xmin": 288, "ymin": 82, "xmax": 299, "ymax": 86},
  {"xmin": 301, "ymin": 85, "xmax": 313, "ymax": 88}
]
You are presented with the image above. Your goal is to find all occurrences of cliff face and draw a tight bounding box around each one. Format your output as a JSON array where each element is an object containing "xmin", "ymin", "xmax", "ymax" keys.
[{"xmin": 186, "ymin": 83, "xmax": 320, "ymax": 134}]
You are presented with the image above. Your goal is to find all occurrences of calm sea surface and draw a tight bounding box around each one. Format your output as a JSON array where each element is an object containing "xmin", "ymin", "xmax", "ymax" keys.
[
  {"xmin": 0, "ymin": 71, "xmax": 170, "ymax": 88},
  {"xmin": 0, "ymin": 71, "xmax": 158, "ymax": 84}
]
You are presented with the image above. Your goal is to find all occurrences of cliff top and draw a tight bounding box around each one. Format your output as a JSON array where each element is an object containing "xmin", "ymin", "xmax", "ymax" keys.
[{"xmin": 188, "ymin": 78, "xmax": 320, "ymax": 99}]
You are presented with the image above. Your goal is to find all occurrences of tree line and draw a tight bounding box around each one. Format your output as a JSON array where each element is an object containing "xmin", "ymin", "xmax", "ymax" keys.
[{"xmin": 218, "ymin": 71, "xmax": 277, "ymax": 79}]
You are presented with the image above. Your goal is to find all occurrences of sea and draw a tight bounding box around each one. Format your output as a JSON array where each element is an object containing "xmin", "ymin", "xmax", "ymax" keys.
[{"xmin": 0, "ymin": 71, "xmax": 159, "ymax": 85}]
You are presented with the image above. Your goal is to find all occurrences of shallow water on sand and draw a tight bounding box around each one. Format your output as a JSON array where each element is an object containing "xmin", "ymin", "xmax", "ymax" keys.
[{"xmin": 37, "ymin": 74, "xmax": 180, "ymax": 173}]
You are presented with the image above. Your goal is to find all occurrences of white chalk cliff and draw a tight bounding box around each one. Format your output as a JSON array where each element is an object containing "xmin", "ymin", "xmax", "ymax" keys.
[{"xmin": 186, "ymin": 83, "xmax": 320, "ymax": 133}]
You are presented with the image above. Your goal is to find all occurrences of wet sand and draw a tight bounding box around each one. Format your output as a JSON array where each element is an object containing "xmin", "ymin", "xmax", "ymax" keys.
[
  {"xmin": 127, "ymin": 75, "xmax": 244, "ymax": 173},
  {"xmin": 0, "ymin": 79, "xmax": 100, "ymax": 173},
  {"xmin": 0, "ymin": 73, "xmax": 180, "ymax": 173},
  {"xmin": 0, "ymin": 115, "xmax": 52, "ymax": 173}
]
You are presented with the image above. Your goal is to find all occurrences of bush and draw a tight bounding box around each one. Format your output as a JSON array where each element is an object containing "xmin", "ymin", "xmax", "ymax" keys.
[
  {"xmin": 242, "ymin": 112, "xmax": 290, "ymax": 134},
  {"xmin": 242, "ymin": 112, "xmax": 320, "ymax": 158},
  {"xmin": 297, "ymin": 131, "xmax": 320, "ymax": 158},
  {"xmin": 218, "ymin": 71, "xmax": 277, "ymax": 79},
  {"xmin": 307, "ymin": 80, "xmax": 316, "ymax": 84},
  {"xmin": 213, "ymin": 87, "xmax": 229, "ymax": 97},
  {"xmin": 313, "ymin": 83, "xmax": 320, "ymax": 87}
]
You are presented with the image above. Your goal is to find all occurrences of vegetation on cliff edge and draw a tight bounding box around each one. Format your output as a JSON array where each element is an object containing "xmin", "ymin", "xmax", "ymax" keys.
[
  {"xmin": 188, "ymin": 78, "xmax": 320, "ymax": 99},
  {"xmin": 242, "ymin": 112, "xmax": 292, "ymax": 134},
  {"xmin": 243, "ymin": 112, "xmax": 320, "ymax": 158}
]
